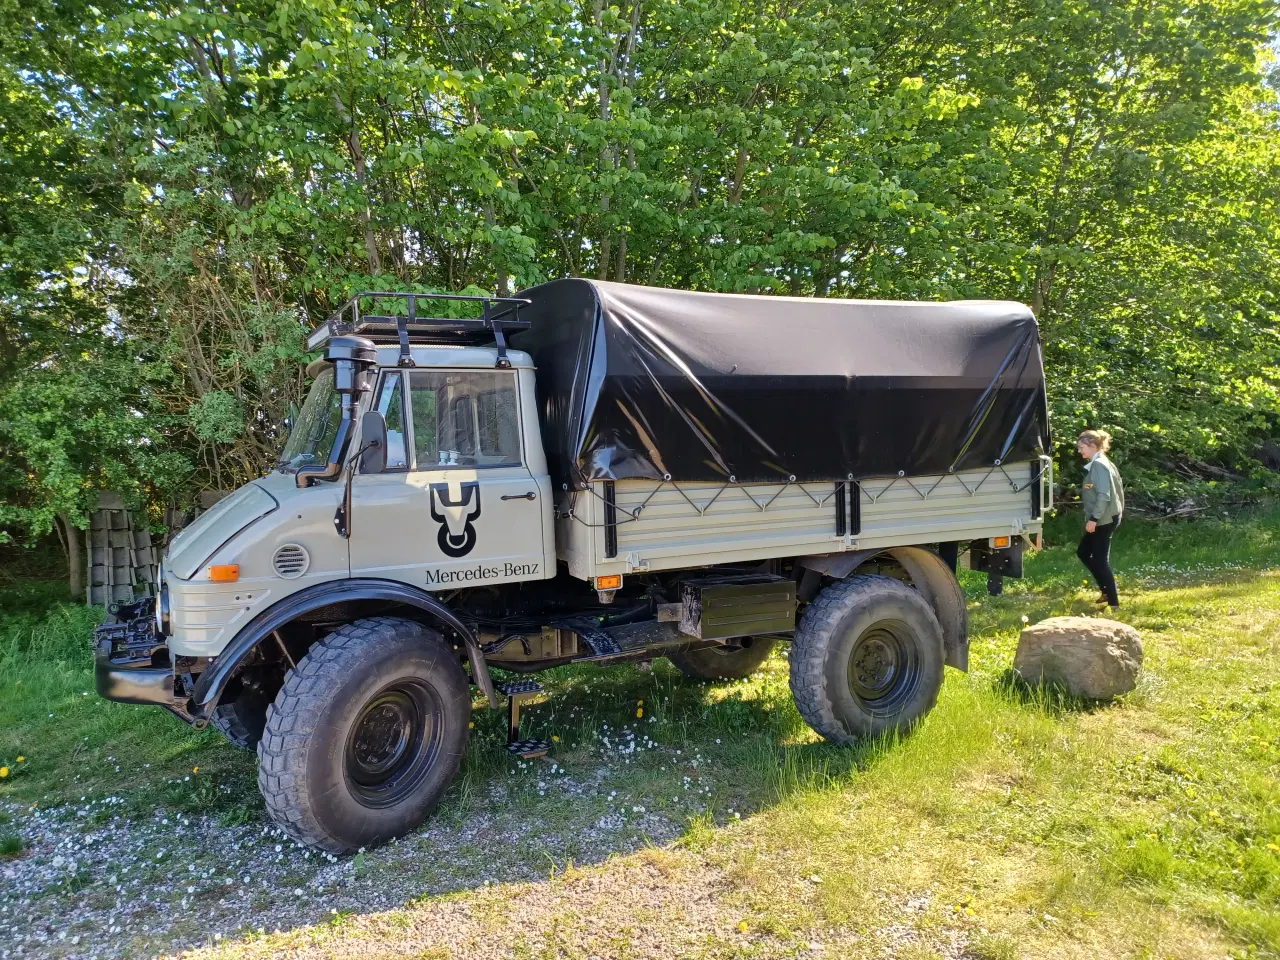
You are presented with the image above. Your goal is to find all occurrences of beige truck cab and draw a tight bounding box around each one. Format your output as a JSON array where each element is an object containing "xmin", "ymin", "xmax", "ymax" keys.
[{"xmin": 95, "ymin": 280, "xmax": 1051, "ymax": 853}]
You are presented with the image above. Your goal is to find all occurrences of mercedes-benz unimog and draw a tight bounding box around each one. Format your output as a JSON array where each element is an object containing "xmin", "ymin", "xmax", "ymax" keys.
[{"xmin": 94, "ymin": 279, "xmax": 1051, "ymax": 853}]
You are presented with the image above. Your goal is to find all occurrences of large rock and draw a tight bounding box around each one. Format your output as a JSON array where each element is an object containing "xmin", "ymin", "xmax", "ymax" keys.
[{"xmin": 1013, "ymin": 616, "xmax": 1143, "ymax": 700}]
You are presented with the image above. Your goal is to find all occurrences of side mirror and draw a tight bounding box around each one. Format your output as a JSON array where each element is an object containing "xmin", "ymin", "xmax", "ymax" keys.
[{"xmin": 358, "ymin": 411, "xmax": 388, "ymax": 474}]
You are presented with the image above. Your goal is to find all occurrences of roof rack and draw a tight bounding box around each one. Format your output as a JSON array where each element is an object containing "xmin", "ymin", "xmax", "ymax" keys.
[{"xmin": 307, "ymin": 291, "xmax": 533, "ymax": 369}]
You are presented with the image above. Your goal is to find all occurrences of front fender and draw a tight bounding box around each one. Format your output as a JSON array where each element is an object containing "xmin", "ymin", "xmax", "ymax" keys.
[{"xmin": 189, "ymin": 578, "xmax": 480, "ymax": 717}]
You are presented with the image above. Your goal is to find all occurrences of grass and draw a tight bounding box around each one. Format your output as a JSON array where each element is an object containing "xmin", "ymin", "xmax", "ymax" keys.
[{"xmin": 1, "ymin": 508, "xmax": 1279, "ymax": 958}]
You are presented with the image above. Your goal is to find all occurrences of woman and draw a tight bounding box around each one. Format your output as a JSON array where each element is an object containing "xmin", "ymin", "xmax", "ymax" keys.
[{"xmin": 1077, "ymin": 429, "xmax": 1125, "ymax": 609}]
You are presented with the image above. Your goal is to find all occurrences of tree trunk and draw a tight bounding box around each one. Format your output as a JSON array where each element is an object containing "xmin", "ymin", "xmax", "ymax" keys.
[
  {"xmin": 594, "ymin": 0, "xmax": 615, "ymax": 281},
  {"xmin": 332, "ymin": 92, "xmax": 383, "ymax": 276},
  {"xmin": 485, "ymin": 200, "xmax": 511, "ymax": 295},
  {"xmin": 1031, "ymin": 260, "xmax": 1057, "ymax": 317},
  {"xmin": 57, "ymin": 514, "xmax": 84, "ymax": 602}
]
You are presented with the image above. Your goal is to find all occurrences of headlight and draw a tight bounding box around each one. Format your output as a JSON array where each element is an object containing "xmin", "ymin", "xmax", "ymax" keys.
[{"xmin": 155, "ymin": 566, "xmax": 171, "ymax": 637}]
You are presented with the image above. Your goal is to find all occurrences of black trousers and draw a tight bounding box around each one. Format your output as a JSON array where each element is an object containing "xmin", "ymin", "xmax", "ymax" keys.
[{"xmin": 1077, "ymin": 518, "xmax": 1120, "ymax": 607}]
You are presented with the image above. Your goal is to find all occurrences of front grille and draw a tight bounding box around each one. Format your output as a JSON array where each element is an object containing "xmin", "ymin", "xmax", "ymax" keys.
[{"xmin": 272, "ymin": 543, "xmax": 310, "ymax": 579}]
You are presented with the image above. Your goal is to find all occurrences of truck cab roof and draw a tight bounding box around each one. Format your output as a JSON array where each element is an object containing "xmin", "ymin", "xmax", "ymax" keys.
[
  {"xmin": 306, "ymin": 344, "xmax": 535, "ymax": 378},
  {"xmin": 371, "ymin": 345, "xmax": 534, "ymax": 370}
]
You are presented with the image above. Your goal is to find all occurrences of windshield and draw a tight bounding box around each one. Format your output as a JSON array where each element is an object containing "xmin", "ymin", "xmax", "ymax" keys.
[{"xmin": 278, "ymin": 368, "xmax": 342, "ymax": 471}]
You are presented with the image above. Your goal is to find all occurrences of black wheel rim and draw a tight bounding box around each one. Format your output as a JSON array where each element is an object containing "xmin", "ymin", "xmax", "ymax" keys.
[
  {"xmin": 846, "ymin": 619, "xmax": 922, "ymax": 711},
  {"xmin": 344, "ymin": 680, "xmax": 443, "ymax": 808}
]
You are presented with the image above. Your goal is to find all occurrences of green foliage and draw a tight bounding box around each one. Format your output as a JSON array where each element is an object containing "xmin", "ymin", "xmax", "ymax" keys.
[
  {"xmin": 188, "ymin": 392, "xmax": 246, "ymax": 445},
  {"xmin": 2, "ymin": 0, "xmax": 1279, "ymax": 538}
]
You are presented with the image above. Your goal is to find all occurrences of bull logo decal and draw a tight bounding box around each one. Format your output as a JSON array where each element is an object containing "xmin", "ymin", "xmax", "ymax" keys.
[{"xmin": 430, "ymin": 482, "xmax": 482, "ymax": 558}]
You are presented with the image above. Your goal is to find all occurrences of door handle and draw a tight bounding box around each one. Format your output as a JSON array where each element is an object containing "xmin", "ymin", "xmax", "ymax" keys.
[{"xmin": 501, "ymin": 491, "xmax": 537, "ymax": 501}]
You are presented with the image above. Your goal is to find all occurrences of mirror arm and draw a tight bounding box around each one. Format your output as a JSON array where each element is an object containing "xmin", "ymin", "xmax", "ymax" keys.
[{"xmin": 333, "ymin": 437, "xmax": 381, "ymax": 539}]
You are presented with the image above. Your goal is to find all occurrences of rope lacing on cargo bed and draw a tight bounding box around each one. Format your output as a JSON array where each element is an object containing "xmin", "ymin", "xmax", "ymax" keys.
[{"xmin": 560, "ymin": 461, "xmax": 1038, "ymax": 526}]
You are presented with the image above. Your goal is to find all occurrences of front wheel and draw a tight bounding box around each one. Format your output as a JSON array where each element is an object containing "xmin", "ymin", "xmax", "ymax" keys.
[
  {"xmin": 790, "ymin": 575, "xmax": 944, "ymax": 743},
  {"xmin": 257, "ymin": 617, "xmax": 470, "ymax": 853}
]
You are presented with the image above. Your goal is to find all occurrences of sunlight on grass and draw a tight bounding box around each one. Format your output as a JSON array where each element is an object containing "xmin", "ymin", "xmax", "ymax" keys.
[{"xmin": 2, "ymin": 508, "xmax": 1279, "ymax": 959}]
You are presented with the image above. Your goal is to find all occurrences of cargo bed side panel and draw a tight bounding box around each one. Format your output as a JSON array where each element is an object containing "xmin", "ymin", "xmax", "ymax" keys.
[{"xmin": 560, "ymin": 461, "xmax": 1042, "ymax": 580}]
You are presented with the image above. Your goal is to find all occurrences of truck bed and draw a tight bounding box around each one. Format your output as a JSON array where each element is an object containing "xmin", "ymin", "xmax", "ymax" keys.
[{"xmin": 558, "ymin": 459, "xmax": 1049, "ymax": 580}]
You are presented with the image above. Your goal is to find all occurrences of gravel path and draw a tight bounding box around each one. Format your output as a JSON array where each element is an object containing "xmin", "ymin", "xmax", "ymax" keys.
[
  {"xmin": 0, "ymin": 731, "xmax": 707, "ymax": 960},
  {"xmin": 189, "ymin": 855, "xmax": 744, "ymax": 960}
]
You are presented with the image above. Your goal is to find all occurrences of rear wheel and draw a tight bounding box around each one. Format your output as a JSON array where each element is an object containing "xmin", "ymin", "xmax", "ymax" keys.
[
  {"xmin": 257, "ymin": 617, "xmax": 470, "ymax": 853},
  {"xmin": 668, "ymin": 637, "xmax": 777, "ymax": 681},
  {"xmin": 790, "ymin": 575, "xmax": 944, "ymax": 743},
  {"xmin": 210, "ymin": 695, "xmax": 268, "ymax": 750},
  {"xmin": 210, "ymin": 670, "xmax": 277, "ymax": 749}
]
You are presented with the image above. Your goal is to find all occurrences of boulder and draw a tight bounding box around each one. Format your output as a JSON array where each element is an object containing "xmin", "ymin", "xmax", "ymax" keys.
[{"xmin": 1013, "ymin": 616, "xmax": 1143, "ymax": 700}]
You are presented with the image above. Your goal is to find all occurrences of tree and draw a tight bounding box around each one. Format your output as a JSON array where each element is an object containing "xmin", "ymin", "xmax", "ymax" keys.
[{"xmin": 2, "ymin": 0, "xmax": 1279, "ymax": 592}]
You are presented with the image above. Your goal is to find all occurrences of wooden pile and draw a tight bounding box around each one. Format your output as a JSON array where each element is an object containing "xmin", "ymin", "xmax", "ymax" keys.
[{"xmin": 85, "ymin": 492, "xmax": 157, "ymax": 606}]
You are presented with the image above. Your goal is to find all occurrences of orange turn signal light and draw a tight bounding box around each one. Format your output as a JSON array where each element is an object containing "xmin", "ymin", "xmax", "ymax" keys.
[
  {"xmin": 595, "ymin": 574, "xmax": 623, "ymax": 591},
  {"xmin": 208, "ymin": 564, "xmax": 240, "ymax": 583},
  {"xmin": 990, "ymin": 536, "xmax": 1011, "ymax": 549}
]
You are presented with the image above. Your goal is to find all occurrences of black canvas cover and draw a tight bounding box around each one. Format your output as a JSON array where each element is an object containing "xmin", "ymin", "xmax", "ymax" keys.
[{"xmin": 511, "ymin": 278, "xmax": 1049, "ymax": 491}]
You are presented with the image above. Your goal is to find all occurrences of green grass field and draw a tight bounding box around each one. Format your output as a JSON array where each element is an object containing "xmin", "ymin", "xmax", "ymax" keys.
[{"xmin": 2, "ymin": 509, "xmax": 1278, "ymax": 959}]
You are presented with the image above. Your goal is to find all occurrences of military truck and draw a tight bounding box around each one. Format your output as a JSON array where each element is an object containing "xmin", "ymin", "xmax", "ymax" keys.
[{"xmin": 94, "ymin": 279, "xmax": 1051, "ymax": 853}]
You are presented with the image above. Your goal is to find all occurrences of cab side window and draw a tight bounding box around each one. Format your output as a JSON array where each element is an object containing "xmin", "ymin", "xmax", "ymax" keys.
[
  {"xmin": 452, "ymin": 396, "xmax": 477, "ymax": 458},
  {"xmin": 477, "ymin": 388, "xmax": 519, "ymax": 458},
  {"xmin": 407, "ymin": 370, "xmax": 521, "ymax": 468},
  {"xmin": 374, "ymin": 372, "xmax": 409, "ymax": 469}
]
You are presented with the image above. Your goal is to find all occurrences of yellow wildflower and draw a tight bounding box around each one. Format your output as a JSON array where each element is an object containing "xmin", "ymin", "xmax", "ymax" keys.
[
  {"xmin": 0, "ymin": 767, "xmax": 8, "ymax": 778},
  {"xmin": 15, "ymin": 756, "xmax": 23, "ymax": 763},
  {"xmin": 552, "ymin": 735, "xmax": 560, "ymax": 742},
  {"xmin": 737, "ymin": 920, "xmax": 749, "ymax": 933},
  {"xmin": 193, "ymin": 766, "xmax": 200, "ymax": 773},
  {"xmin": 636, "ymin": 708, "xmax": 644, "ymax": 718},
  {"xmin": 468, "ymin": 721, "xmax": 475, "ymax": 729}
]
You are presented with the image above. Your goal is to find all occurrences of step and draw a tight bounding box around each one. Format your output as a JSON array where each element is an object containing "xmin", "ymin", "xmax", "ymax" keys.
[
  {"xmin": 498, "ymin": 679, "xmax": 544, "ymax": 699},
  {"xmin": 507, "ymin": 738, "xmax": 551, "ymax": 759}
]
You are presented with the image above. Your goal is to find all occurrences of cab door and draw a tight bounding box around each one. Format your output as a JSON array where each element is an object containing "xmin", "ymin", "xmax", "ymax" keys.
[{"xmin": 348, "ymin": 366, "xmax": 550, "ymax": 590}]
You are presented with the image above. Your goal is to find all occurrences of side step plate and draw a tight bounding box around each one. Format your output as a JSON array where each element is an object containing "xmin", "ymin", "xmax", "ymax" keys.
[
  {"xmin": 498, "ymin": 680, "xmax": 550, "ymax": 759},
  {"xmin": 507, "ymin": 738, "xmax": 550, "ymax": 759}
]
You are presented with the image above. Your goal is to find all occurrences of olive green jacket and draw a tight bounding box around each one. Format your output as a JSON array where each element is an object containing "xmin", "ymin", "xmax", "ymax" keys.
[{"xmin": 1082, "ymin": 452, "xmax": 1124, "ymax": 526}]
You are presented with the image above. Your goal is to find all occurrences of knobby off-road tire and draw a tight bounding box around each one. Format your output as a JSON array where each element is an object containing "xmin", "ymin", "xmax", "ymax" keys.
[
  {"xmin": 668, "ymin": 637, "xmax": 777, "ymax": 681},
  {"xmin": 257, "ymin": 617, "xmax": 470, "ymax": 853},
  {"xmin": 790, "ymin": 575, "xmax": 945, "ymax": 744}
]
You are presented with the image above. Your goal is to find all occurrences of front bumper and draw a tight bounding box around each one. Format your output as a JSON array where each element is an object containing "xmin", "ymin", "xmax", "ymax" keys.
[{"xmin": 93, "ymin": 599, "xmax": 192, "ymax": 721}]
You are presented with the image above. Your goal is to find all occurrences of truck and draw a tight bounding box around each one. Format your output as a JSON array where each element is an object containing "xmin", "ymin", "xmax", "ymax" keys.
[{"xmin": 94, "ymin": 278, "xmax": 1052, "ymax": 853}]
